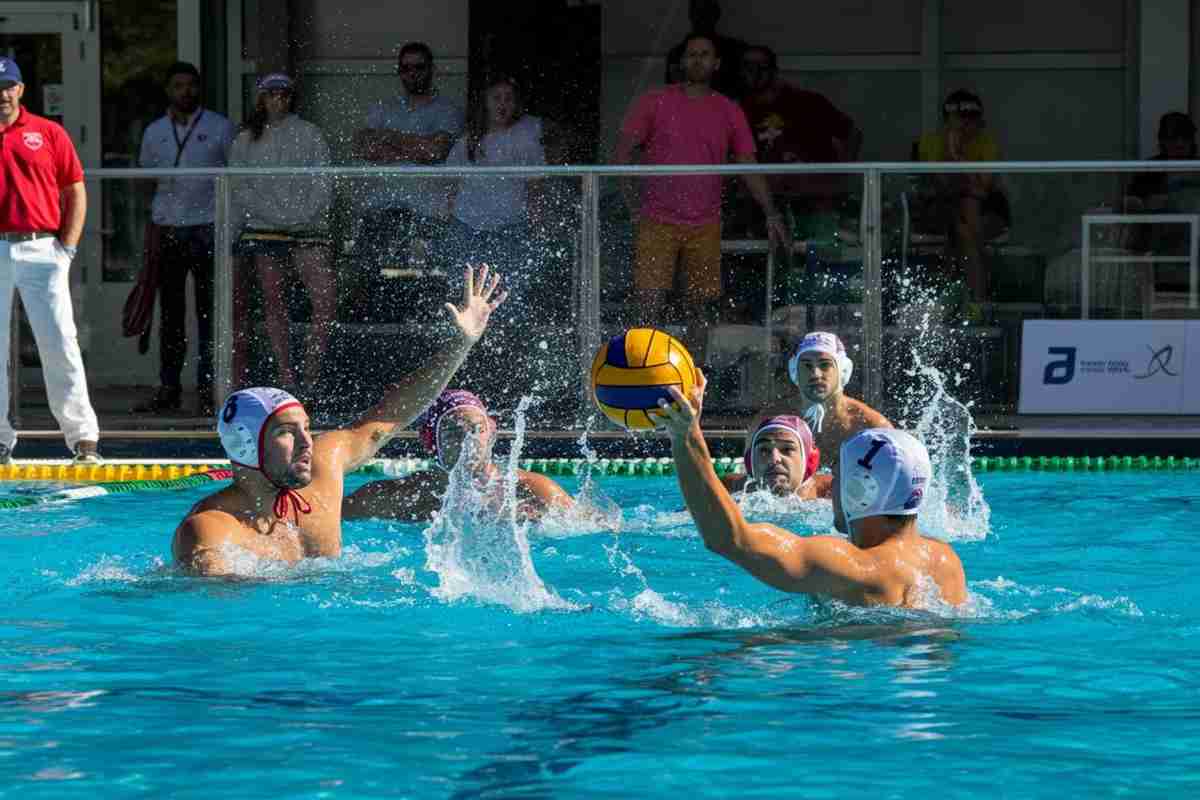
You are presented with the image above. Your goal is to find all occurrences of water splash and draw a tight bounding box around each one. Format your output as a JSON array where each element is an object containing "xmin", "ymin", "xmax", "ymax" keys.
[
  {"xmin": 422, "ymin": 396, "xmax": 579, "ymax": 612},
  {"xmin": 972, "ymin": 576, "xmax": 1146, "ymax": 620},
  {"xmin": 890, "ymin": 282, "xmax": 991, "ymax": 542},
  {"xmin": 64, "ymin": 554, "xmax": 164, "ymax": 586},
  {"xmin": 733, "ymin": 487, "xmax": 836, "ymax": 532}
]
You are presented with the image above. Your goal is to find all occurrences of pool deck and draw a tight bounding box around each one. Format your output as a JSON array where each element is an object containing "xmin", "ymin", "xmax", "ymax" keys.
[{"xmin": 8, "ymin": 384, "xmax": 1200, "ymax": 460}]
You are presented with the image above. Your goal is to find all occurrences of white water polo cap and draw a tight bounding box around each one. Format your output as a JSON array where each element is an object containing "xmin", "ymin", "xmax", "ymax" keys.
[
  {"xmin": 217, "ymin": 387, "xmax": 304, "ymax": 470},
  {"xmin": 839, "ymin": 428, "xmax": 931, "ymax": 524},
  {"xmin": 787, "ymin": 331, "xmax": 853, "ymax": 389},
  {"xmin": 787, "ymin": 332, "xmax": 854, "ymax": 433}
]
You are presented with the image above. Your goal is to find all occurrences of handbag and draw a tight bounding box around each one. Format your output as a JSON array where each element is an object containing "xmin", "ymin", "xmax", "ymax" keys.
[{"xmin": 122, "ymin": 220, "xmax": 161, "ymax": 354}]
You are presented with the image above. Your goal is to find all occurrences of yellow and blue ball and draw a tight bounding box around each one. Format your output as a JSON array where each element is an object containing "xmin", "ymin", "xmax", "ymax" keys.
[{"xmin": 591, "ymin": 328, "xmax": 697, "ymax": 430}]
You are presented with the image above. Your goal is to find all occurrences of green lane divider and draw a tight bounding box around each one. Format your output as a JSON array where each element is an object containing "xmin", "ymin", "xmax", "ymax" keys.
[
  {"xmin": 363, "ymin": 455, "xmax": 1200, "ymax": 477},
  {"xmin": 4, "ymin": 453, "xmax": 1196, "ymax": 512},
  {"xmin": 971, "ymin": 455, "xmax": 1199, "ymax": 472}
]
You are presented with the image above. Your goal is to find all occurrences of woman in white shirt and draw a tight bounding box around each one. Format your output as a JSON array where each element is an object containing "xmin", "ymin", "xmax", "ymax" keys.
[
  {"xmin": 228, "ymin": 73, "xmax": 335, "ymax": 393},
  {"xmin": 441, "ymin": 76, "xmax": 556, "ymax": 409},
  {"xmin": 443, "ymin": 75, "xmax": 546, "ymax": 300}
]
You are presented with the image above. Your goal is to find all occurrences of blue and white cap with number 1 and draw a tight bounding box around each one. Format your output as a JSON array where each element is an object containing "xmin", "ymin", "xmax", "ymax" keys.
[
  {"xmin": 217, "ymin": 387, "xmax": 303, "ymax": 470},
  {"xmin": 839, "ymin": 428, "xmax": 931, "ymax": 524}
]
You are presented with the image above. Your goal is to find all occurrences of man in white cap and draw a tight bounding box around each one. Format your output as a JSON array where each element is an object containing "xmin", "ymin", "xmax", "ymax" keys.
[
  {"xmin": 171, "ymin": 265, "xmax": 506, "ymax": 575},
  {"xmin": 656, "ymin": 372, "xmax": 966, "ymax": 607},
  {"xmin": 753, "ymin": 331, "xmax": 890, "ymax": 473}
]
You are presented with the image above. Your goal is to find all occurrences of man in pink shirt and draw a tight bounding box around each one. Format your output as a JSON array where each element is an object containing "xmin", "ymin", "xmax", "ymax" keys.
[{"xmin": 615, "ymin": 33, "xmax": 788, "ymax": 360}]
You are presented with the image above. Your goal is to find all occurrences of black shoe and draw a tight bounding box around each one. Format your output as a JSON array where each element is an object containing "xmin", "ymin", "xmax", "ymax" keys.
[{"xmin": 133, "ymin": 386, "xmax": 182, "ymax": 413}]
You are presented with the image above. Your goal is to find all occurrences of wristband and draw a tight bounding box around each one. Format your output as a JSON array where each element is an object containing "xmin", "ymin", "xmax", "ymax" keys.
[{"xmin": 62, "ymin": 243, "xmax": 78, "ymax": 259}]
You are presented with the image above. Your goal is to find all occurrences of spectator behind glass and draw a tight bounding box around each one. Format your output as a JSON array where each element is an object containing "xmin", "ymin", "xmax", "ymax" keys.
[
  {"xmin": 443, "ymin": 75, "xmax": 544, "ymax": 292},
  {"xmin": 913, "ymin": 89, "xmax": 1010, "ymax": 302},
  {"xmin": 227, "ymin": 74, "xmax": 335, "ymax": 396},
  {"xmin": 441, "ymin": 75, "xmax": 548, "ymax": 408},
  {"xmin": 136, "ymin": 61, "xmax": 236, "ymax": 415},
  {"xmin": 0, "ymin": 56, "xmax": 101, "ymax": 464},
  {"xmin": 738, "ymin": 44, "xmax": 861, "ymax": 233},
  {"xmin": 350, "ymin": 42, "xmax": 464, "ymax": 276},
  {"xmin": 615, "ymin": 33, "xmax": 789, "ymax": 364},
  {"xmin": 663, "ymin": 0, "xmax": 747, "ymax": 99},
  {"xmin": 1125, "ymin": 112, "xmax": 1200, "ymax": 213}
]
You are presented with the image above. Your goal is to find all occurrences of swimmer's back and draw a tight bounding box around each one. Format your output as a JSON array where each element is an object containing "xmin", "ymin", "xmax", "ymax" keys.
[{"xmin": 860, "ymin": 533, "xmax": 966, "ymax": 607}]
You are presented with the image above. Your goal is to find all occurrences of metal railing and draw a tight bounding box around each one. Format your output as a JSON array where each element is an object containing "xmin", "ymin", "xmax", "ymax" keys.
[{"xmin": 70, "ymin": 160, "xmax": 1200, "ymax": 420}]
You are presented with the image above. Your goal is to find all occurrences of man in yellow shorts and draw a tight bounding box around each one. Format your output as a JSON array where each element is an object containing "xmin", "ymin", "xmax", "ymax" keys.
[{"xmin": 614, "ymin": 33, "xmax": 789, "ymax": 360}]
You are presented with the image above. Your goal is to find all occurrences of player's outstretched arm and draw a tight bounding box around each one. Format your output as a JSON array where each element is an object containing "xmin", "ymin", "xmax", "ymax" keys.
[
  {"xmin": 657, "ymin": 375, "xmax": 881, "ymax": 599},
  {"xmin": 324, "ymin": 264, "xmax": 509, "ymax": 473}
]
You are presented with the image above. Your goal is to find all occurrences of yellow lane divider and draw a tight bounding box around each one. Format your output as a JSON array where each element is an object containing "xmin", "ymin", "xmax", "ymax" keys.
[{"xmin": 0, "ymin": 462, "xmax": 226, "ymax": 483}]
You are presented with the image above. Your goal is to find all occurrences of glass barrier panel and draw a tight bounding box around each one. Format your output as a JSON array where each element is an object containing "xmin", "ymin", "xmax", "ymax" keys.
[
  {"xmin": 880, "ymin": 167, "xmax": 1200, "ymax": 426},
  {"xmin": 221, "ymin": 170, "xmax": 586, "ymax": 430},
  {"xmin": 57, "ymin": 164, "xmax": 1200, "ymax": 441},
  {"xmin": 594, "ymin": 170, "xmax": 865, "ymax": 431},
  {"xmin": 85, "ymin": 176, "xmax": 204, "ymax": 424}
]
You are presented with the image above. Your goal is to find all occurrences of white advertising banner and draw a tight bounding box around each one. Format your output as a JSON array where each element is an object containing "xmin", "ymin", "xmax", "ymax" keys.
[
  {"xmin": 1019, "ymin": 321, "xmax": 1198, "ymax": 414},
  {"xmin": 1185, "ymin": 322, "xmax": 1200, "ymax": 412}
]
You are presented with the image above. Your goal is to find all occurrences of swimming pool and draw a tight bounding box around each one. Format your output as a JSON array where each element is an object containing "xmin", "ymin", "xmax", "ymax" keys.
[{"xmin": 2, "ymin": 467, "xmax": 1197, "ymax": 798}]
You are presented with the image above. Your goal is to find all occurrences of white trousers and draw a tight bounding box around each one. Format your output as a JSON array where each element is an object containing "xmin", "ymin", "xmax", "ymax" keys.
[{"xmin": 0, "ymin": 238, "xmax": 100, "ymax": 452}]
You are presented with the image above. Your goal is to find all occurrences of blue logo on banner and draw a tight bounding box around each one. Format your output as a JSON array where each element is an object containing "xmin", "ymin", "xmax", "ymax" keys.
[
  {"xmin": 1043, "ymin": 347, "xmax": 1076, "ymax": 385},
  {"xmin": 1133, "ymin": 344, "xmax": 1178, "ymax": 380}
]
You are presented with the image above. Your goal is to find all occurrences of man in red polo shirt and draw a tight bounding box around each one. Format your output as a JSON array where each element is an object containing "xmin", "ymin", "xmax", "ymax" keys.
[{"xmin": 0, "ymin": 56, "xmax": 101, "ymax": 463}]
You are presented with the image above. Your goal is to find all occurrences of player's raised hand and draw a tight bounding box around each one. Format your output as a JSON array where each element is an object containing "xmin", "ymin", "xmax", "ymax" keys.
[{"xmin": 444, "ymin": 263, "xmax": 508, "ymax": 343}]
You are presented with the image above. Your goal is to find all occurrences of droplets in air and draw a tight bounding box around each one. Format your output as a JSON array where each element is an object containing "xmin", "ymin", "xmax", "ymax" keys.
[
  {"xmin": 421, "ymin": 395, "xmax": 579, "ymax": 612},
  {"xmin": 889, "ymin": 279, "xmax": 991, "ymax": 542}
]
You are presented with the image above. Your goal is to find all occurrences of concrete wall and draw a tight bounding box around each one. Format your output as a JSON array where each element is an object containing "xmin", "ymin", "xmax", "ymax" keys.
[
  {"xmin": 286, "ymin": 0, "xmax": 469, "ymax": 161},
  {"xmin": 290, "ymin": 0, "xmax": 470, "ymax": 60},
  {"xmin": 599, "ymin": 0, "xmax": 1130, "ymax": 161},
  {"xmin": 281, "ymin": 0, "xmax": 1145, "ymax": 253},
  {"xmin": 287, "ymin": 0, "xmax": 1135, "ymax": 158}
]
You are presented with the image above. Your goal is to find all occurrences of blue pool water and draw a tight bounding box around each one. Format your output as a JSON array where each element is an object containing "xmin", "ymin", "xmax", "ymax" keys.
[{"xmin": 2, "ymin": 468, "xmax": 1199, "ymax": 798}]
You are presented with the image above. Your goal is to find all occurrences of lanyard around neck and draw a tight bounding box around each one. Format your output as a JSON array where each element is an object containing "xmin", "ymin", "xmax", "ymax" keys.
[{"xmin": 171, "ymin": 109, "xmax": 205, "ymax": 167}]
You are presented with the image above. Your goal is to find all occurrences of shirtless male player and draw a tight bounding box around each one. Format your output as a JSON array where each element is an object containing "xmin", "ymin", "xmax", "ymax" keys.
[
  {"xmin": 658, "ymin": 371, "xmax": 966, "ymax": 608},
  {"xmin": 343, "ymin": 388, "xmax": 572, "ymax": 522},
  {"xmin": 172, "ymin": 265, "xmax": 506, "ymax": 575}
]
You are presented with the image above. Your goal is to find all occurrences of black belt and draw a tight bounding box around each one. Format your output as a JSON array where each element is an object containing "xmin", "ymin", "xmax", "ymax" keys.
[{"xmin": 0, "ymin": 232, "xmax": 55, "ymax": 242}]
